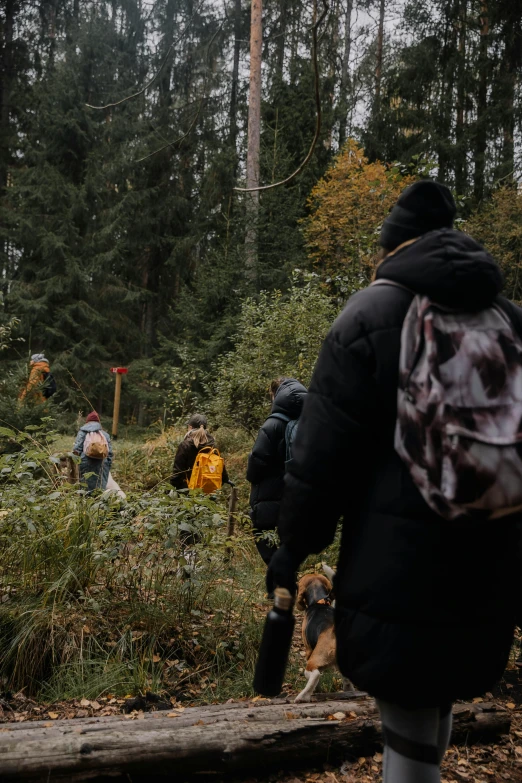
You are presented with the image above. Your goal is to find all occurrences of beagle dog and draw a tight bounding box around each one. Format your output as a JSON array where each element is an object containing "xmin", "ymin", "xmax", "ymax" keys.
[{"xmin": 294, "ymin": 573, "xmax": 337, "ymax": 703}]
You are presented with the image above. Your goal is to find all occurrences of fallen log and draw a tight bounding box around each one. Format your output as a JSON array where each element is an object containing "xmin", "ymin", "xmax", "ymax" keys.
[{"xmin": 0, "ymin": 696, "xmax": 510, "ymax": 781}]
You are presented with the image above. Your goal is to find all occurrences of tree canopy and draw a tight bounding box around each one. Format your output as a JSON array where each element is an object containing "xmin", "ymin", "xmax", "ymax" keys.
[{"xmin": 1, "ymin": 0, "xmax": 522, "ymax": 426}]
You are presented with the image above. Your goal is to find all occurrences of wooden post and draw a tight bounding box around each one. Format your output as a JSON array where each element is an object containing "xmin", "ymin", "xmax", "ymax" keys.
[
  {"xmin": 226, "ymin": 485, "xmax": 239, "ymax": 559},
  {"xmin": 110, "ymin": 368, "xmax": 128, "ymax": 440},
  {"xmin": 226, "ymin": 486, "xmax": 238, "ymax": 539}
]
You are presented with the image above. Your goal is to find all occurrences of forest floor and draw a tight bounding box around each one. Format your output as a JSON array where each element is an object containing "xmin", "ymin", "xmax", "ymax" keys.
[
  {"xmin": 1, "ymin": 426, "xmax": 520, "ymax": 781},
  {"xmin": 0, "ymin": 619, "xmax": 521, "ymax": 783}
]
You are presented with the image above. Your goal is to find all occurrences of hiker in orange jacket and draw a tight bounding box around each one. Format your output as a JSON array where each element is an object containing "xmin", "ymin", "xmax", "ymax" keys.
[{"xmin": 19, "ymin": 354, "xmax": 56, "ymax": 403}]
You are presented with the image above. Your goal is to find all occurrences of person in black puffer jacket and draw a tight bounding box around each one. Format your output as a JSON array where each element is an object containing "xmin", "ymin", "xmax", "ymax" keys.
[
  {"xmin": 171, "ymin": 414, "xmax": 229, "ymax": 490},
  {"xmin": 268, "ymin": 181, "xmax": 522, "ymax": 783},
  {"xmin": 247, "ymin": 378, "xmax": 307, "ymax": 565}
]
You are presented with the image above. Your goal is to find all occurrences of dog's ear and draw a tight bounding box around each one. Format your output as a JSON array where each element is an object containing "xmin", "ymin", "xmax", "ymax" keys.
[{"xmin": 296, "ymin": 581, "xmax": 308, "ymax": 611}]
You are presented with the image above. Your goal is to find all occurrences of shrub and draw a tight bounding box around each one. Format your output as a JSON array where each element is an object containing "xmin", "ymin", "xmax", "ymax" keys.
[{"xmin": 209, "ymin": 272, "xmax": 337, "ymax": 432}]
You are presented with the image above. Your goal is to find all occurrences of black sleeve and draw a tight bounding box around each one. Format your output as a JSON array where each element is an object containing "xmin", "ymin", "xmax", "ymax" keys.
[
  {"xmin": 222, "ymin": 461, "xmax": 230, "ymax": 484},
  {"xmin": 278, "ymin": 313, "xmax": 378, "ymax": 557},
  {"xmin": 246, "ymin": 420, "xmax": 283, "ymax": 485},
  {"xmin": 171, "ymin": 440, "xmax": 194, "ymax": 489}
]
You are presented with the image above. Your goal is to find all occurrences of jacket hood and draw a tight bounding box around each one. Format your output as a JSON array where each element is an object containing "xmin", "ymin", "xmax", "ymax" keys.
[
  {"xmin": 376, "ymin": 228, "xmax": 504, "ymax": 310},
  {"xmin": 32, "ymin": 361, "xmax": 50, "ymax": 372},
  {"xmin": 81, "ymin": 422, "xmax": 103, "ymax": 433},
  {"xmin": 272, "ymin": 378, "xmax": 307, "ymax": 418}
]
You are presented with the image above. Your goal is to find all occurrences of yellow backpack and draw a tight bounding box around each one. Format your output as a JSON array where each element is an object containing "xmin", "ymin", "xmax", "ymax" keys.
[{"xmin": 188, "ymin": 446, "xmax": 224, "ymax": 494}]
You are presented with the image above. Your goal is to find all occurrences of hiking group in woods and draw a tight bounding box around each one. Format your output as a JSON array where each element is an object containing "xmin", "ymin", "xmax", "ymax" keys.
[
  {"xmin": 15, "ymin": 179, "xmax": 522, "ymax": 783},
  {"xmin": 4, "ymin": 0, "xmax": 522, "ymax": 779}
]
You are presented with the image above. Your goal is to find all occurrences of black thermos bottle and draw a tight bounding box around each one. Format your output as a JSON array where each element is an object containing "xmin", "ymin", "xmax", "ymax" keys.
[{"xmin": 253, "ymin": 587, "xmax": 295, "ymax": 697}]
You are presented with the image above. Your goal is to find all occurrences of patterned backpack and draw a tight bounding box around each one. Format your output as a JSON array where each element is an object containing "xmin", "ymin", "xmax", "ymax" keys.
[{"xmin": 379, "ymin": 281, "xmax": 522, "ymax": 520}]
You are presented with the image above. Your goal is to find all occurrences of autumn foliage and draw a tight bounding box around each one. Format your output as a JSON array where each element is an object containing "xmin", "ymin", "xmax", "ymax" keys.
[
  {"xmin": 303, "ymin": 140, "xmax": 414, "ymax": 278},
  {"xmin": 464, "ymin": 186, "xmax": 522, "ymax": 305}
]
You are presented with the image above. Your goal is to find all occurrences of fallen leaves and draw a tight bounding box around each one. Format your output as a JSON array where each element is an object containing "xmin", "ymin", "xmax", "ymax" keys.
[{"xmin": 326, "ymin": 712, "xmax": 346, "ymax": 721}]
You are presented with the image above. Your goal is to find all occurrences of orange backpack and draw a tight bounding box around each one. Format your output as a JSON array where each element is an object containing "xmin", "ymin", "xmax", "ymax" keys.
[{"xmin": 188, "ymin": 447, "xmax": 224, "ymax": 494}]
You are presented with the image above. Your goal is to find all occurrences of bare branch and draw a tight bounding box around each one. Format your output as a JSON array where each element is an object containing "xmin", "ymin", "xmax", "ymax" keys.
[
  {"xmin": 85, "ymin": 0, "xmax": 209, "ymax": 111},
  {"xmin": 85, "ymin": 42, "xmax": 176, "ymax": 111},
  {"xmin": 234, "ymin": 0, "xmax": 329, "ymax": 194},
  {"xmin": 135, "ymin": 114, "xmax": 200, "ymax": 163},
  {"xmin": 135, "ymin": 23, "xmax": 224, "ymax": 163}
]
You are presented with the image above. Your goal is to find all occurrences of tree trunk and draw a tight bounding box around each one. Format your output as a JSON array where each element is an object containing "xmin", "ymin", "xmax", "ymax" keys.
[
  {"xmin": 229, "ymin": 0, "xmax": 242, "ymax": 152},
  {"xmin": 455, "ymin": 0, "xmax": 468, "ymax": 194},
  {"xmin": 0, "ymin": 0, "xmax": 15, "ymax": 289},
  {"xmin": 374, "ymin": 0, "xmax": 385, "ymax": 104},
  {"xmin": 473, "ymin": 0, "xmax": 489, "ymax": 201},
  {"xmin": 275, "ymin": 0, "xmax": 287, "ymax": 83},
  {"xmin": 0, "ymin": 698, "xmax": 510, "ymax": 781},
  {"xmin": 244, "ymin": 0, "xmax": 262, "ymax": 279},
  {"xmin": 338, "ymin": 0, "xmax": 354, "ymax": 146},
  {"xmin": 497, "ymin": 2, "xmax": 522, "ymax": 183},
  {"xmin": 437, "ymin": 0, "xmax": 456, "ymax": 181}
]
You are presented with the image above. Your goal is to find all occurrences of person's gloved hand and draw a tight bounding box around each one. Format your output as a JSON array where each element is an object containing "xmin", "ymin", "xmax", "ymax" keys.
[{"xmin": 266, "ymin": 543, "xmax": 305, "ymax": 596}]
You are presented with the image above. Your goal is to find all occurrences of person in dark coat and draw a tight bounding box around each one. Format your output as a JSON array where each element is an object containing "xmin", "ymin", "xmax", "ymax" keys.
[
  {"xmin": 72, "ymin": 411, "xmax": 113, "ymax": 492},
  {"xmin": 267, "ymin": 181, "xmax": 522, "ymax": 783},
  {"xmin": 247, "ymin": 378, "xmax": 307, "ymax": 565},
  {"xmin": 171, "ymin": 414, "xmax": 229, "ymax": 490}
]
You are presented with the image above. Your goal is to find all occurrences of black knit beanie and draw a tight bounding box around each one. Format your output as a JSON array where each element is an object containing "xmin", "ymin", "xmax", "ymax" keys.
[{"xmin": 380, "ymin": 180, "xmax": 457, "ymax": 251}]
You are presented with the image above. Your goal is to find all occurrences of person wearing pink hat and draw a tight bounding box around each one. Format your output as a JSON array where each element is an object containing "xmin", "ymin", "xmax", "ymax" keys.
[{"xmin": 72, "ymin": 411, "xmax": 113, "ymax": 491}]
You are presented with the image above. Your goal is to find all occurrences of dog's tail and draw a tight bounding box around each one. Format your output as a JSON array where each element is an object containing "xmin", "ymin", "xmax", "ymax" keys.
[{"xmin": 322, "ymin": 563, "xmax": 335, "ymax": 583}]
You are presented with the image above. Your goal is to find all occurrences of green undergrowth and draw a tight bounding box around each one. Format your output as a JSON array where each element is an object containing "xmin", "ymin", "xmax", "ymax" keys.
[
  {"xmin": 0, "ymin": 422, "xmax": 340, "ymax": 704},
  {"xmin": 0, "ymin": 423, "xmax": 267, "ymax": 702}
]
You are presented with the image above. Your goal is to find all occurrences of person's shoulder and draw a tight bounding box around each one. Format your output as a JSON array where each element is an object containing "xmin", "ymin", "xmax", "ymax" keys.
[
  {"xmin": 328, "ymin": 282, "xmax": 410, "ymax": 348},
  {"xmin": 497, "ymin": 296, "xmax": 522, "ymax": 332},
  {"xmin": 260, "ymin": 414, "xmax": 286, "ymax": 434}
]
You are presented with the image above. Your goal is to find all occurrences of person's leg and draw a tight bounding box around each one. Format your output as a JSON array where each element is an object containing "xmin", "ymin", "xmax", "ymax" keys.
[
  {"xmin": 377, "ymin": 700, "xmax": 453, "ymax": 783},
  {"xmin": 437, "ymin": 704, "xmax": 453, "ymax": 762}
]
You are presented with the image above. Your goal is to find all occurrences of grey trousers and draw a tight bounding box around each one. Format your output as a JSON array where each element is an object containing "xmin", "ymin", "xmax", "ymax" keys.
[{"xmin": 377, "ymin": 700, "xmax": 453, "ymax": 783}]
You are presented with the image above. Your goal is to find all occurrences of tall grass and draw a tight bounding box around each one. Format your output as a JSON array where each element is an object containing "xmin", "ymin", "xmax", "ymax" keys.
[
  {"xmin": 0, "ymin": 427, "xmax": 265, "ymax": 701},
  {"xmin": 0, "ymin": 424, "xmax": 341, "ymax": 703}
]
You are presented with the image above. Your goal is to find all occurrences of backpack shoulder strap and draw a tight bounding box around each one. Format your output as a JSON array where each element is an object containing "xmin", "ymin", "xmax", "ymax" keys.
[
  {"xmin": 269, "ymin": 413, "xmax": 291, "ymax": 424},
  {"xmin": 371, "ymin": 278, "xmax": 415, "ymax": 296},
  {"xmin": 495, "ymin": 296, "xmax": 522, "ymax": 342},
  {"xmin": 285, "ymin": 418, "xmax": 299, "ymax": 462}
]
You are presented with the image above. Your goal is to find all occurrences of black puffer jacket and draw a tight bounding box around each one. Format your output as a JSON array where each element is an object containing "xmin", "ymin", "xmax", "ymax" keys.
[
  {"xmin": 247, "ymin": 379, "xmax": 307, "ymax": 564},
  {"xmin": 278, "ymin": 229, "xmax": 522, "ymax": 707},
  {"xmin": 171, "ymin": 431, "xmax": 229, "ymax": 490}
]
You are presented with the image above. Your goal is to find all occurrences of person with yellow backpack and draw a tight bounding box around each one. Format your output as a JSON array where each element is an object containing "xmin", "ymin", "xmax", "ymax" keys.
[{"xmin": 170, "ymin": 414, "xmax": 230, "ymax": 494}]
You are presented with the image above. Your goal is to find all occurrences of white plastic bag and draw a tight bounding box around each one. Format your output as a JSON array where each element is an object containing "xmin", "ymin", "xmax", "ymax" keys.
[{"xmin": 104, "ymin": 472, "xmax": 126, "ymax": 499}]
